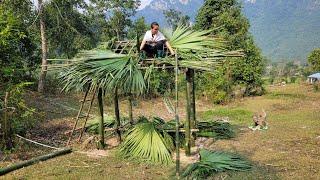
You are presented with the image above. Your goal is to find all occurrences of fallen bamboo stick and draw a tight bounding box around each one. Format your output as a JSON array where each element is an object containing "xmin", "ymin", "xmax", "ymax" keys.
[{"xmin": 0, "ymin": 148, "xmax": 72, "ymax": 176}]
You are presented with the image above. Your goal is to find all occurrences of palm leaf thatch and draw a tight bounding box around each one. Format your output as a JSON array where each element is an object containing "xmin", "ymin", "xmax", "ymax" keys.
[
  {"xmin": 182, "ymin": 149, "xmax": 252, "ymax": 178},
  {"xmin": 161, "ymin": 26, "xmax": 244, "ymax": 71},
  {"xmin": 55, "ymin": 25, "xmax": 244, "ymax": 93},
  {"xmin": 57, "ymin": 50, "xmax": 147, "ymax": 95},
  {"xmin": 119, "ymin": 118, "xmax": 175, "ymax": 164}
]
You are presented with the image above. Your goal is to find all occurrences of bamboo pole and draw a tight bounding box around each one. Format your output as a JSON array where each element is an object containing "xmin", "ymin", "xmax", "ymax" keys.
[
  {"xmin": 114, "ymin": 88, "xmax": 122, "ymax": 142},
  {"xmin": 97, "ymin": 88, "xmax": 105, "ymax": 149},
  {"xmin": 190, "ymin": 69, "xmax": 196, "ymax": 146},
  {"xmin": 174, "ymin": 52, "xmax": 180, "ymax": 178},
  {"xmin": 185, "ymin": 70, "xmax": 191, "ymax": 156},
  {"xmin": 0, "ymin": 148, "xmax": 72, "ymax": 176},
  {"xmin": 128, "ymin": 94, "xmax": 133, "ymax": 125}
]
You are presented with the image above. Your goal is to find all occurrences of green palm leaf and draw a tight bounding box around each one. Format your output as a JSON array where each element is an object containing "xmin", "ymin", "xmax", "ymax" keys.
[
  {"xmin": 119, "ymin": 119, "xmax": 174, "ymax": 164},
  {"xmin": 182, "ymin": 149, "xmax": 252, "ymax": 178}
]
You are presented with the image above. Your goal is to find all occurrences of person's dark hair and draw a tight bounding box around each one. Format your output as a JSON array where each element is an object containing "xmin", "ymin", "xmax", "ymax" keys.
[{"xmin": 151, "ymin": 22, "xmax": 159, "ymax": 29}]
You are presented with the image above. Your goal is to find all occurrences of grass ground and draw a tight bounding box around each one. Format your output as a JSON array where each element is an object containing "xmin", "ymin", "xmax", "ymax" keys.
[{"xmin": 1, "ymin": 83, "xmax": 320, "ymax": 179}]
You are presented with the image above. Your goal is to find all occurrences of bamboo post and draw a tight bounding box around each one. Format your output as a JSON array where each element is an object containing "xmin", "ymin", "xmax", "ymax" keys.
[
  {"xmin": 128, "ymin": 94, "xmax": 133, "ymax": 124},
  {"xmin": 174, "ymin": 52, "xmax": 180, "ymax": 177},
  {"xmin": 190, "ymin": 69, "xmax": 196, "ymax": 146},
  {"xmin": 0, "ymin": 148, "xmax": 72, "ymax": 176},
  {"xmin": 97, "ymin": 88, "xmax": 105, "ymax": 149},
  {"xmin": 185, "ymin": 70, "xmax": 191, "ymax": 156},
  {"xmin": 114, "ymin": 88, "xmax": 122, "ymax": 142}
]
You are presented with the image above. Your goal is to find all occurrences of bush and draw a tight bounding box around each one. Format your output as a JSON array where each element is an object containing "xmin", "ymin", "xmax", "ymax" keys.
[
  {"xmin": 0, "ymin": 83, "xmax": 38, "ymax": 137},
  {"xmin": 147, "ymin": 70, "xmax": 175, "ymax": 97},
  {"xmin": 290, "ymin": 76, "xmax": 297, "ymax": 83}
]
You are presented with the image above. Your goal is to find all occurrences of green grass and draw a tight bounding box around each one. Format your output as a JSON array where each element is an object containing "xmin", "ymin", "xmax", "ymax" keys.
[
  {"xmin": 2, "ymin": 84, "xmax": 320, "ymax": 179},
  {"xmin": 1, "ymin": 150, "xmax": 174, "ymax": 179},
  {"xmin": 199, "ymin": 107, "xmax": 253, "ymax": 124},
  {"xmin": 265, "ymin": 91, "xmax": 307, "ymax": 100}
]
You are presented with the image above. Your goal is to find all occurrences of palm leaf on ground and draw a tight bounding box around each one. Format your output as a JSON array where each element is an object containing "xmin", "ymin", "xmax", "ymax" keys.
[
  {"xmin": 182, "ymin": 149, "xmax": 252, "ymax": 178},
  {"xmin": 119, "ymin": 117, "xmax": 175, "ymax": 165}
]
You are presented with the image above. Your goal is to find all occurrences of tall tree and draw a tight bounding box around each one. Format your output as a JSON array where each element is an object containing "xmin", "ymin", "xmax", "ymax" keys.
[
  {"xmin": 37, "ymin": 0, "xmax": 48, "ymax": 93},
  {"xmin": 308, "ymin": 48, "xmax": 320, "ymax": 72},
  {"xmin": 0, "ymin": 0, "xmax": 38, "ymax": 85},
  {"xmin": 90, "ymin": 0, "xmax": 140, "ymax": 40},
  {"xmin": 44, "ymin": 0, "xmax": 96, "ymax": 58},
  {"xmin": 195, "ymin": 0, "xmax": 265, "ymax": 97},
  {"xmin": 164, "ymin": 8, "xmax": 190, "ymax": 30}
]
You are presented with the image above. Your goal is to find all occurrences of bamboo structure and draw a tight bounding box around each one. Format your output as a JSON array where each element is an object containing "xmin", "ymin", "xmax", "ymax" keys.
[
  {"xmin": 189, "ymin": 69, "xmax": 196, "ymax": 146},
  {"xmin": 97, "ymin": 88, "xmax": 105, "ymax": 149},
  {"xmin": 77, "ymin": 87, "xmax": 97, "ymax": 142},
  {"xmin": 114, "ymin": 88, "xmax": 122, "ymax": 142},
  {"xmin": 128, "ymin": 94, "xmax": 133, "ymax": 124},
  {"xmin": 67, "ymin": 87, "xmax": 90, "ymax": 145},
  {"xmin": 185, "ymin": 70, "xmax": 191, "ymax": 156},
  {"xmin": 174, "ymin": 52, "xmax": 180, "ymax": 177}
]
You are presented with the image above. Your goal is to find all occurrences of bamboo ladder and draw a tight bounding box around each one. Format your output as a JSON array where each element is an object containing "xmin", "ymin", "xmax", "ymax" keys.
[
  {"xmin": 66, "ymin": 41, "xmax": 134, "ymax": 146},
  {"xmin": 66, "ymin": 86, "xmax": 97, "ymax": 145}
]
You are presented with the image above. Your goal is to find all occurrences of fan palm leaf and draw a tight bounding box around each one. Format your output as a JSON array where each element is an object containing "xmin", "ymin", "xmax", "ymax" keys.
[
  {"xmin": 119, "ymin": 119, "xmax": 174, "ymax": 164},
  {"xmin": 182, "ymin": 149, "xmax": 252, "ymax": 178}
]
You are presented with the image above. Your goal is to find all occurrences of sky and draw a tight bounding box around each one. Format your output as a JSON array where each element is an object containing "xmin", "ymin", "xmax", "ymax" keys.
[{"xmin": 139, "ymin": 0, "xmax": 152, "ymax": 9}]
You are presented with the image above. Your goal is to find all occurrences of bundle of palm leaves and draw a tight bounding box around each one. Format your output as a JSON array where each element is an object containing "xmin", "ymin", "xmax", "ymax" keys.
[
  {"xmin": 119, "ymin": 117, "xmax": 175, "ymax": 164},
  {"xmin": 197, "ymin": 121, "xmax": 235, "ymax": 140},
  {"xmin": 182, "ymin": 149, "xmax": 252, "ymax": 179}
]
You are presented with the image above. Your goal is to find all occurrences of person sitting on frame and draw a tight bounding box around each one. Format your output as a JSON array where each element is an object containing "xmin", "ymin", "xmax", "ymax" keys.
[{"xmin": 140, "ymin": 22, "xmax": 175, "ymax": 58}]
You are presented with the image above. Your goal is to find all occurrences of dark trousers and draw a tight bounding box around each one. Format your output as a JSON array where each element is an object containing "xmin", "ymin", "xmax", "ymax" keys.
[{"xmin": 142, "ymin": 40, "xmax": 166, "ymax": 57}]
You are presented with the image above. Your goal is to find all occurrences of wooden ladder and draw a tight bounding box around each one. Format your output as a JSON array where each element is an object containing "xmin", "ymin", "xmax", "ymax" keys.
[{"xmin": 66, "ymin": 86, "xmax": 97, "ymax": 146}]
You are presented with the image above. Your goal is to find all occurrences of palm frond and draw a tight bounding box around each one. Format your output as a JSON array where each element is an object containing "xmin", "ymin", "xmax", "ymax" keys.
[
  {"xmin": 57, "ymin": 49, "xmax": 147, "ymax": 95},
  {"xmin": 169, "ymin": 26, "xmax": 225, "ymax": 52},
  {"xmin": 119, "ymin": 118, "xmax": 174, "ymax": 164},
  {"xmin": 182, "ymin": 149, "xmax": 252, "ymax": 178}
]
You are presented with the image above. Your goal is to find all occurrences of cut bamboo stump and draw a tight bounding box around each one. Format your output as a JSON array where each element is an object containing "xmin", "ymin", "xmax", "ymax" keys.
[{"xmin": 0, "ymin": 148, "xmax": 72, "ymax": 176}]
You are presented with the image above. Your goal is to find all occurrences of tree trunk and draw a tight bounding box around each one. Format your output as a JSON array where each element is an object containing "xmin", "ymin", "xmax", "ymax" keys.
[
  {"xmin": 185, "ymin": 70, "xmax": 191, "ymax": 156},
  {"xmin": 97, "ymin": 89, "xmax": 105, "ymax": 149},
  {"xmin": 128, "ymin": 94, "xmax": 133, "ymax": 124},
  {"xmin": 114, "ymin": 88, "xmax": 121, "ymax": 142},
  {"xmin": 37, "ymin": 0, "xmax": 48, "ymax": 93}
]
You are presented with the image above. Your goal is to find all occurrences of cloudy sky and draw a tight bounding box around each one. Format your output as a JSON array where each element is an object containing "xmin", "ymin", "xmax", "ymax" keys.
[{"xmin": 139, "ymin": 0, "xmax": 152, "ymax": 9}]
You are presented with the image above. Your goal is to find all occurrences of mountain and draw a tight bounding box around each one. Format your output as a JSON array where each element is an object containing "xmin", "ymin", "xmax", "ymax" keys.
[
  {"xmin": 136, "ymin": 0, "xmax": 203, "ymax": 27},
  {"xmin": 135, "ymin": 0, "xmax": 320, "ymax": 61}
]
